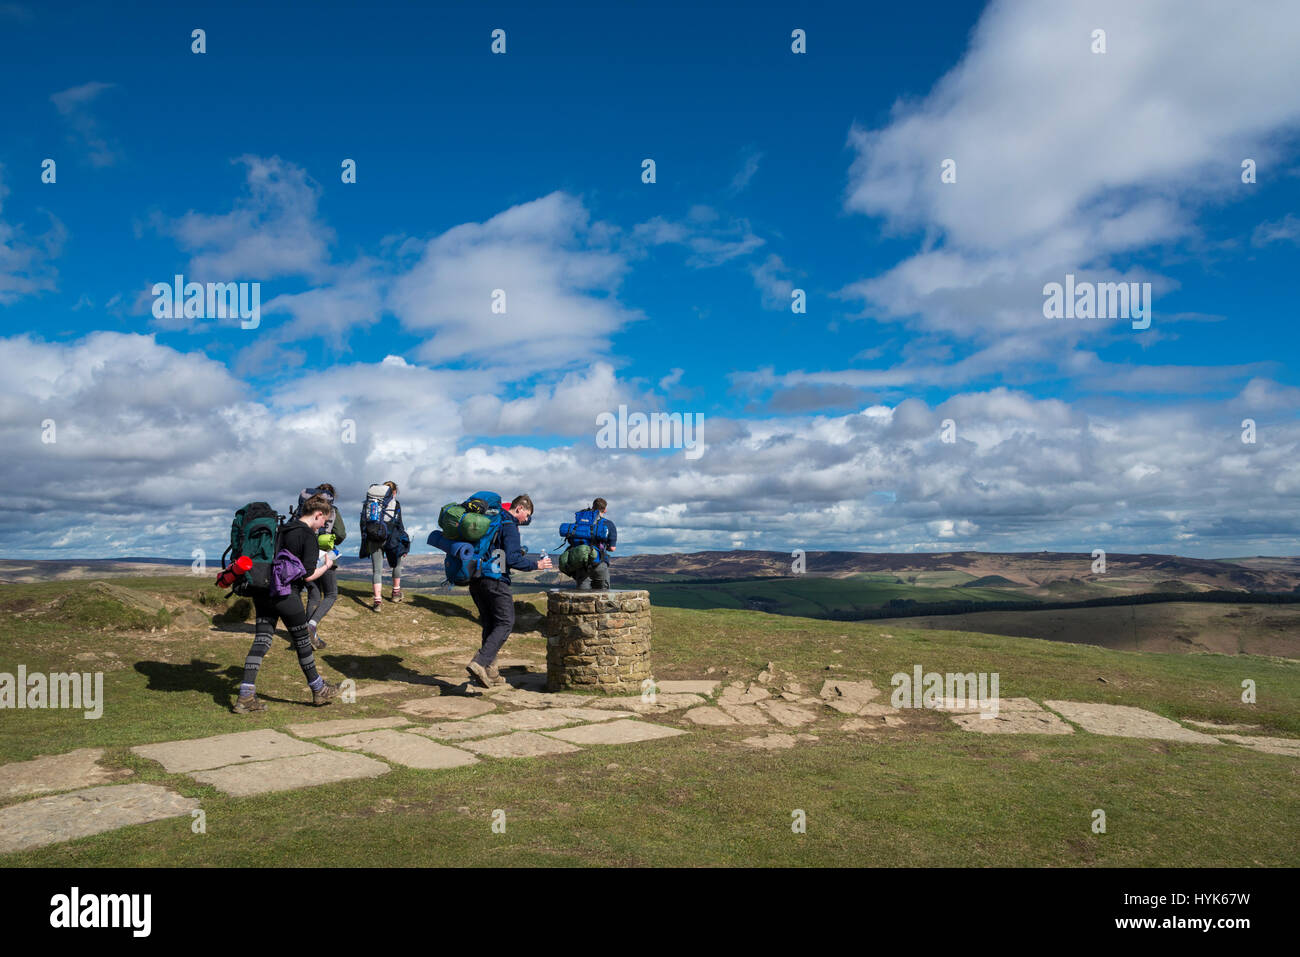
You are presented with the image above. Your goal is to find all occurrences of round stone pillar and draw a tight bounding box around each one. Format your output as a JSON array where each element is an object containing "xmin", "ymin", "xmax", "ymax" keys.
[{"xmin": 544, "ymin": 589, "xmax": 652, "ymax": 693}]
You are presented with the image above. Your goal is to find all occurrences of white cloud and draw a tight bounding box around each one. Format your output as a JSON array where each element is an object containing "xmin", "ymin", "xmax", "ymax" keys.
[
  {"xmin": 49, "ymin": 81, "xmax": 120, "ymax": 167},
  {"xmin": 0, "ymin": 172, "xmax": 66, "ymax": 304},
  {"xmin": 842, "ymin": 0, "xmax": 1300, "ymax": 343}
]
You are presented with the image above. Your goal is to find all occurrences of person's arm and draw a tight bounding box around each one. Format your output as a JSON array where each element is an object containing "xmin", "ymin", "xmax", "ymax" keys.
[
  {"xmin": 500, "ymin": 519, "xmax": 539, "ymax": 571},
  {"xmin": 605, "ymin": 519, "xmax": 617, "ymax": 550},
  {"xmin": 292, "ymin": 526, "xmax": 322, "ymax": 580}
]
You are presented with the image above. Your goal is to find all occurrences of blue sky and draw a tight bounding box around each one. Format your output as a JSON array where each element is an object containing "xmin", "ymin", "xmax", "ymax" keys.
[{"xmin": 2, "ymin": 0, "xmax": 1299, "ymax": 560}]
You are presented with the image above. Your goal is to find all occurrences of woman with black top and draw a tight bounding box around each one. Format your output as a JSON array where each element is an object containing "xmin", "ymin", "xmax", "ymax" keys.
[{"xmin": 234, "ymin": 495, "xmax": 342, "ymax": 714}]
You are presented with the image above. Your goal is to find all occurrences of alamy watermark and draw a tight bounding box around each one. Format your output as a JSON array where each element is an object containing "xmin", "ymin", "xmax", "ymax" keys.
[
  {"xmin": 891, "ymin": 665, "xmax": 1000, "ymax": 718},
  {"xmin": 152, "ymin": 274, "xmax": 260, "ymax": 329},
  {"xmin": 1, "ymin": 667, "xmax": 104, "ymax": 719},
  {"xmin": 595, "ymin": 404, "xmax": 704, "ymax": 460},
  {"xmin": 1043, "ymin": 274, "xmax": 1151, "ymax": 330}
]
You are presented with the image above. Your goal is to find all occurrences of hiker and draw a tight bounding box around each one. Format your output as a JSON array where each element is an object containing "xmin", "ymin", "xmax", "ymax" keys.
[
  {"xmin": 359, "ymin": 481, "xmax": 409, "ymax": 612},
  {"xmin": 234, "ymin": 494, "xmax": 342, "ymax": 713},
  {"xmin": 298, "ymin": 483, "xmax": 346, "ymax": 649},
  {"xmin": 561, "ymin": 497, "xmax": 618, "ymax": 591},
  {"xmin": 465, "ymin": 494, "xmax": 552, "ymax": 688}
]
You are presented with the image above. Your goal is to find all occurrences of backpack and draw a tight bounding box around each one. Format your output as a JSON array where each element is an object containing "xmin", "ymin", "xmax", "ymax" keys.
[
  {"xmin": 222, "ymin": 502, "xmax": 282, "ymax": 596},
  {"xmin": 294, "ymin": 486, "xmax": 335, "ymax": 534},
  {"xmin": 558, "ymin": 543, "xmax": 597, "ymax": 579},
  {"xmin": 361, "ymin": 484, "xmax": 394, "ymax": 542},
  {"xmin": 441, "ymin": 492, "xmax": 506, "ymax": 585},
  {"xmin": 560, "ymin": 509, "xmax": 612, "ymax": 549},
  {"xmin": 437, "ymin": 492, "xmax": 501, "ymax": 544}
]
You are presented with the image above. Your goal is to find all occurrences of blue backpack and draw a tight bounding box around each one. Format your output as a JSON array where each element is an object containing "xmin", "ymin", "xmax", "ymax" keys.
[
  {"xmin": 436, "ymin": 491, "xmax": 506, "ymax": 585},
  {"xmin": 559, "ymin": 509, "xmax": 612, "ymax": 557}
]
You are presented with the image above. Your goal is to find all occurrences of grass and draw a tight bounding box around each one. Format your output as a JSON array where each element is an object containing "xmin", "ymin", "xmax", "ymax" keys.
[{"xmin": 0, "ymin": 575, "xmax": 1297, "ymax": 867}]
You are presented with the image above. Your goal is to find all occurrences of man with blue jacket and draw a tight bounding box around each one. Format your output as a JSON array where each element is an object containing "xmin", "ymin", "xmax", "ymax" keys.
[
  {"xmin": 573, "ymin": 497, "xmax": 618, "ymax": 591},
  {"xmin": 466, "ymin": 493, "xmax": 551, "ymax": 688}
]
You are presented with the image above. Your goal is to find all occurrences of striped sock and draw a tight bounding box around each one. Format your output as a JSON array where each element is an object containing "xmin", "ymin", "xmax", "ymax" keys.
[
  {"xmin": 309, "ymin": 676, "xmax": 325, "ymax": 692},
  {"xmin": 239, "ymin": 683, "xmax": 255, "ymax": 698}
]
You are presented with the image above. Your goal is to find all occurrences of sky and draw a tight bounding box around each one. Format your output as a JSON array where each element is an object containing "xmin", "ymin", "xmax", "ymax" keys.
[{"xmin": 1, "ymin": 0, "xmax": 1299, "ymax": 561}]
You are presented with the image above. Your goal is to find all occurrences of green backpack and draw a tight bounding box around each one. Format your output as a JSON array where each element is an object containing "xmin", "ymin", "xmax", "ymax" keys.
[
  {"xmin": 223, "ymin": 502, "xmax": 281, "ymax": 595},
  {"xmin": 437, "ymin": 495, "xmax": 499, "ymax": 544},
  {"xmin": 558, "ymin": 543, "xmax": 597, "ymax": 579}
]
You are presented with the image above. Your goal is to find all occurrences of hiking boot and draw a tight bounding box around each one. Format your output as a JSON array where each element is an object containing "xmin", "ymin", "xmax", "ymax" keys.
[
  {"xmin": 391, "ymin": 587, "xmax": 403, "ymax": 603},
  {"xmin": 485, "ymin": 663, "xmax": 507, "ymax": 686},
  {"xmin": 371, "ymin": 598, "xmax": 382, "ymax": 612},
  {"xmin": 466, "ymin": 661, "xmax": 493, "ymax": 689},
  {"xmin": 308, "ymin": 620, "xmax": 326, "ymax": 650},
  {"xmin": 233, "ymin": 693, "xmax": 267, "ymax": 714},
  {"xmin": 312, "ymin": 681, "xmax": 340, "ymax": 706}
]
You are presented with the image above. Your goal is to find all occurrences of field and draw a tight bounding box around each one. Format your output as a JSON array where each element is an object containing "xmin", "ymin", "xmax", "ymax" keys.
[{"xmin": 1, "ymin": 575, "xmax": 1297, "ymax": 867}]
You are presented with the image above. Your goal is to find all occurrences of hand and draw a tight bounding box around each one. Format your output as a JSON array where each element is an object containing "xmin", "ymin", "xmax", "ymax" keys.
[{"xmin": 537, "ymin": 555, "xmax": 553, "ymax": 570}]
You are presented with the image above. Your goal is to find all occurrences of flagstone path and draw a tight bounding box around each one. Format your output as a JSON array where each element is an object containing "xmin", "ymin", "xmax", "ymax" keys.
[{"xmin": 1, "ymin": 660, "xmax": 1295, "ymax": 855}]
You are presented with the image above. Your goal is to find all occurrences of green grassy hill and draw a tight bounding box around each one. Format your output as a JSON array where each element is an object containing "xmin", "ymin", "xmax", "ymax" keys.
[{"xmin": 1, "ymin": 576, "xmax": 1296, "ymax": 867}]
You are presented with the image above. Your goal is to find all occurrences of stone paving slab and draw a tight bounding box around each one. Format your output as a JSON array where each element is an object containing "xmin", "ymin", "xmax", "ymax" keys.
[
  {"xmin": 819, "ymin": 679, "xmax": 882, "ymax": 715},
  {"xmin": 321, "ymin": 730, "xmax": 479, "ymax": 769},
  {"xmin": 0, "ymin": 783, "xmax": 199, "ymax": 854},
  {"xmin": 552, "ymin": 707, "xmax": 638, "ymax": 723},
  {"xmin": 685, "ymin": 706, "xmax": 738, "ymax": 726},
  {"xmin": 132, "ymin": 729, "xmax": 325, "ymax": 773},
  {"xmin": 285, "ymin": 717, "xmax": 411, "ymax": 738},
  {"xmin": 399, "ymin": 696, "xmax": 497, "ymax": 719},
  {"xmin": 408, "ymin": 715, "xmax": 522, "ymax": 741},
  {"xmin": 949, "ymin": 710, "xmax": 1075, "ymax": 735},
  {"xmin": 757, "ymin": 700, "xmax": 818, "ymax": 727},
  {"xmin": 460, "ymin": 732, "xmax": 582, "ymax": 759},
  {"xmin": 0, "ymin": 748, "xmax": 133, "ymax": 799},
  {"xmin": 935, "ymin": 696, "xmax": 1042, "ymax": 713},
  {"xmin": 490, "ymin": 689, "xmax": 592, "ymax": 708},
  {"xmin": 190, "ymin": 751, "xmax": 390, "ymax": 796},
  {"xmin": 1217, "ymin": 735, "xmax": 1300, "ymax": 757},
  {"xmin": 656, "ymin": 680, "xmax": 719, "ymax": 695},
  {"xmin": 542, "ymin": 719, "xmax": 689, "ymax": 746},
  {"xmin": 587, "ymin": 693, "xmax": 706, "ymax": 713},
  {"xmin": 718, "ymin": 703, "xmax": 770, "ymax": 725},
  {"xmin": 1044, "ymin": 701, "xmax": 1220, "ymax": 744}
]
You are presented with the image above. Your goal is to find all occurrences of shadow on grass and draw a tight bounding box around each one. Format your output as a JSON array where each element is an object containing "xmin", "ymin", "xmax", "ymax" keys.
[
  {"xmin": 321, "ymin": 652, "xmax": 477, "ymax": 696},
  {"xmin": 408, "ymin": 593, "xmax": 477, "ymax": 620},
  {"xmin": 135, "ymin": 657, "xmax": 244, "ymax": 709}
]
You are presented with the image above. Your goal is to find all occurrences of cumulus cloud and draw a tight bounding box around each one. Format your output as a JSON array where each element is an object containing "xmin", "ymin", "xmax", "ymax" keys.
[
  {"xmin": 841, "ymin": 0, "xmax": 1300, "ymax": 345},
  {"xmin": 0, "ymin": 172, "xmax": 67, "ymax": 304},
  {"xmin": 154, "ymin": 155, "xmax": 335, "ymax": 283},
  {"xmin": 4, "ymin": 331, "xmax": 1297, "ymax": 558},
  {"xmin": 389, "ymin": 192, "xmax": 642, "ymax": 377}
]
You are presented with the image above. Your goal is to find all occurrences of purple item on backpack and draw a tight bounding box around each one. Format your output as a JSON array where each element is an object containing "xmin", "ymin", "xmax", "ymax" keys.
[{"xmin": 270, "ymin": 549, "xmax": 308, "ymax": 597}]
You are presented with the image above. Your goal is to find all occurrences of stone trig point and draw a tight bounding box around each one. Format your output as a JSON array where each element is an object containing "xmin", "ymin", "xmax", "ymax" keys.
[{"xmin": 544, "ymin": 589, "xmax": 652, "ymax": 693}]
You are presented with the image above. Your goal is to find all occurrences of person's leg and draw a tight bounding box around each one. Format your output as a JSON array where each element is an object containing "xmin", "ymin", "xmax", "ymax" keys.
[
  {"xmin": 573, "ymin": 572, "xmax": 590, "ymax": 591},
  {"xmin": 391, "ymin": 555, "xmax": 403, "ymax": 602},
  {"xmin": 591, "ymin": 561, "xmax": 610, "ymax": 590},
  {"xmin": 472, "ymin": 579, "xmax": 515, "ymax": 667},
  {"xmin": 371, "ymin": 550, "xmax": 383, "ymax": 609},
  {"xmin": 273, "ymin": 591, "xmax": 332, "ymax": 698},
  {"xmin": 236, "ymin": 593, "xmax": 277, "ymax": 708},
  {"xmin": 304, "ymin": 577, "xmax": 323, "ymax": 621},
  {"xmin": 306, "ymin": 569, "xmax": 336, "ymax": 648}
]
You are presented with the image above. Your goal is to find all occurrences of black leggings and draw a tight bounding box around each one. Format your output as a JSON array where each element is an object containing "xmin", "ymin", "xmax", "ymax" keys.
[{"xmin": 242, "ymin": 589, "xmax": 322, "ymax": 688}]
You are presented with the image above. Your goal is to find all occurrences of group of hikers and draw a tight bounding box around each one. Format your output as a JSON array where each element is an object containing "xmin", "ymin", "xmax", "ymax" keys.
[{"xmin": 221, "ymin": 484, "xmax": 618, "ymax": 714}]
